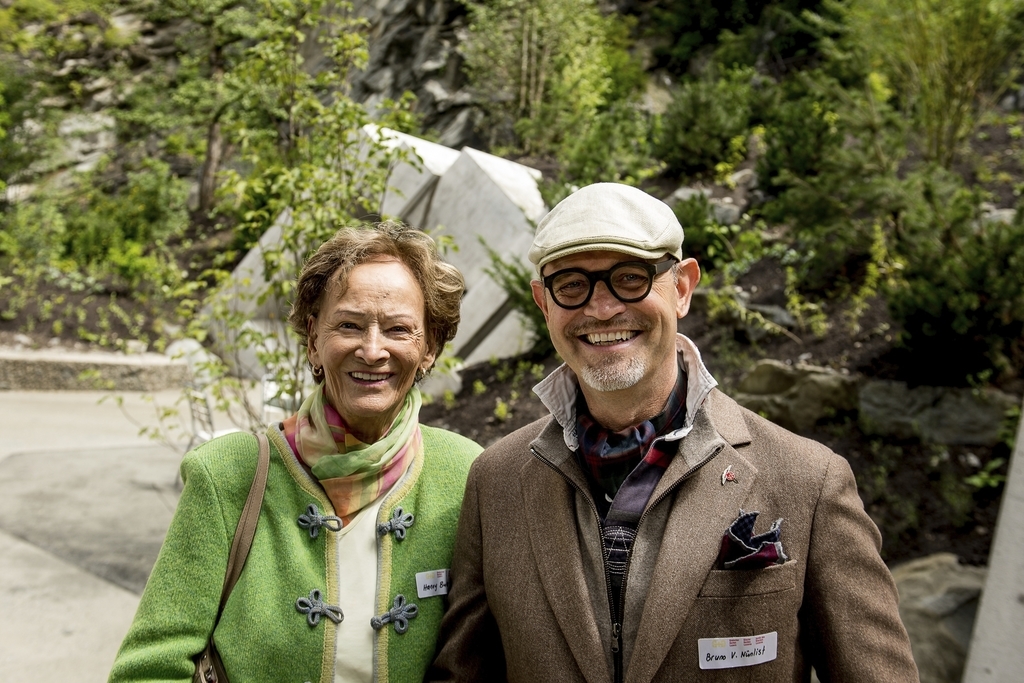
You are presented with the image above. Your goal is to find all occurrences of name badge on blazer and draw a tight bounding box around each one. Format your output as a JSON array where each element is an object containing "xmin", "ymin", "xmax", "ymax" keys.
[
  {"xmin": 416, "ymin": 569, "xmax": 449, "ymax": 598},
  {"xmin": 698, "ymin": 632, "xmax": 778, "ymax": 669}
]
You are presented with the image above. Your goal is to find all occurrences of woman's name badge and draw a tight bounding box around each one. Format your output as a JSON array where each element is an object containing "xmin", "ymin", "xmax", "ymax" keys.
[
  {"xmin": 698, "ymin": 631, "xmax": 777, "ymax": 669},
  {"xmin": 416, "ymin": 569, "xmax": 449, "ymax": 598}
]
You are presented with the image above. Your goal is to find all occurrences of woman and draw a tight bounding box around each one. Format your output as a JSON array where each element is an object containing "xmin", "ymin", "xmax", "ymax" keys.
[{"xmin": 109, "ymin": 222, "xmax": 482, "ymax": 683}]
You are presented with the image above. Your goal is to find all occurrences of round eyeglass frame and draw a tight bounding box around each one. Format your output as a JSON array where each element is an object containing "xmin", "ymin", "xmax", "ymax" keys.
[{"xmin": 542, "ymin": 258, "xmax": 677, "ymax": 310}]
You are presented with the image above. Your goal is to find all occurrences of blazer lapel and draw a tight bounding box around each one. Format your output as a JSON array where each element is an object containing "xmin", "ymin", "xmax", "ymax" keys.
[
  {"xmin": 626, "ymin": 396, "xmax": 758, "ymax": 683},
  {"xmin": 522, "ymin": 425, "xmax": 611, "ymax": 683}
]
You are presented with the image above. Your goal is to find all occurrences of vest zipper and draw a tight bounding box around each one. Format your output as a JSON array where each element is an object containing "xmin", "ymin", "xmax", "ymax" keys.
[{"xmin": 531, "ymin": 440, "xmax": 725, "ymax": 683}]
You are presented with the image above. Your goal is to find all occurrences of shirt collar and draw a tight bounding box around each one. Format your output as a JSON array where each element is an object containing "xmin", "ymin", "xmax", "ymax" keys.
[{"xmin": 533, "ymin": 333, "xmax": 719, "ymax": 450}]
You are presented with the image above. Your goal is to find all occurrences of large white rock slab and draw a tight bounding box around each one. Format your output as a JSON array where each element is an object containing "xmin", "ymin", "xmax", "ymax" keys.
[
  {"xmin": 364, "ymin": 125, "xmax": 461, "ymax": 224},
  {"xmin": 420, "ymin": 147, "xmax": 545, "ymax": 362}
]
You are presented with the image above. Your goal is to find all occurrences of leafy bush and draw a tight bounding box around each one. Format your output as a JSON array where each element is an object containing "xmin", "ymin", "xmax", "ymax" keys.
[
  {"xmin": 757, "ymin": 69, "xmax": 906, "ymax": 292},
  {"xmin": 654, "ymin": 67, "xmax": 755, "ymax": 176},
  {"xmin": 63, "ymin": 159, "xmax": 189, "ymax": 266},
  {"xmin": 0, "ymin": 194, "xmax": 67, "ymax": 268},
  {"xmin": 838, "ymin": 0, "xmax": 1024, "ymax": 168},
  {"xmin": 646, "ymin": 0, "xmax": 825, "ymax": 73},
  {"xmin": 463, "ymin": 0, "xmax": 650, "ymax": 186},
  {"xmin": 885, "ymin": 168, "xmax": 1024, "ymax": 380},
  {"xmin": 557, "ymin": 100, "xmax": 659, "ymax": 188}
]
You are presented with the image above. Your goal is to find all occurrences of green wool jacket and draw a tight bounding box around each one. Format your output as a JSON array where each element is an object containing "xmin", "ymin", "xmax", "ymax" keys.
[{"xmin": 109, "ymin": 424, "xmax": 481, "ymax": 683}]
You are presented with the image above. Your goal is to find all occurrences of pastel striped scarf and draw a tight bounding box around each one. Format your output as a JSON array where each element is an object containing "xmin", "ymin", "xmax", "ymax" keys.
[{"xmin": 283, "ymin": 383, "xmax": 422, "ymax": 526}]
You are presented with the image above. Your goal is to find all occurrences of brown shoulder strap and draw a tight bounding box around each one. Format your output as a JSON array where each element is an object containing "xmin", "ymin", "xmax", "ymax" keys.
[{"xmin": 218, "ymin": 432, "xmax": 270, "ymax": 612}]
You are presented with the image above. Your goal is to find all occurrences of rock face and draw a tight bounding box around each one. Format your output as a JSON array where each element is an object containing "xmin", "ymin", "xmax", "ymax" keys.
[
  {"xmin": 350, "ymin": 0, "xmax": 481, "ymax": 148},
  {"xmin": 732, "ymin": 359, "xmax": 860, "ymax": 432},
  {"xmin": 859, "ymin": 381, "xmax": 1018, "ymax": 445},
  {"xmin": 892, "ymin": 553, "xmax": 987, "ymax": 683},
  {"xmin": 733, "ymin": 361, "xmax": 1019, "ymax": 445}
]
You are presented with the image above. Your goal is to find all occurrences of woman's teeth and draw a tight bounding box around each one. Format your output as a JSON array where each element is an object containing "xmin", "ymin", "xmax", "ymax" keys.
[{"xmin": 351, "ymin": 372, "xmax": 389, "ymax": 381}]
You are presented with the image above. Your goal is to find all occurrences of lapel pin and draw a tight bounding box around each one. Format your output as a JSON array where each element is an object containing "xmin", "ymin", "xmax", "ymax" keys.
[{"xmin": 721, "ymin": 465, "xmax": 737, "ymax": 485}]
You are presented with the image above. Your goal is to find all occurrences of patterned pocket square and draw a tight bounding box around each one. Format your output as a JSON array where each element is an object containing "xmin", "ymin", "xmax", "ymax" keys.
[{"xmin": 717, "ymin": 509, "xmax": 789, "ymax": 570}]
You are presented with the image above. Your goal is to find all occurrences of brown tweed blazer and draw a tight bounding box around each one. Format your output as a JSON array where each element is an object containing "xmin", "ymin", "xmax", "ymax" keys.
[{"xmin": 429, "ymin": 389, "xmax": 918, "ymax": 682}]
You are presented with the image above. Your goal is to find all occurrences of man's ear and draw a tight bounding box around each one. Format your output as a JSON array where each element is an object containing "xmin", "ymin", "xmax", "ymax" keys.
[
  {"xmin": 674, "ymin": 259, "xmax": 701, "ymax": 319},
  {"xmin": 531, "ymin": 279, "xmax": 551, "ymax": 321},
  {"xmin": 306, "ymin": 315, "xmax": 321, "ymax": 369}
]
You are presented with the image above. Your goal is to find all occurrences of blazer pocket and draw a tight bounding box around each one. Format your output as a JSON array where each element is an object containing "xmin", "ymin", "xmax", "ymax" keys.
[{"xmin": 698, "ymin": 560, "xmax": 798, "ymax": 597}]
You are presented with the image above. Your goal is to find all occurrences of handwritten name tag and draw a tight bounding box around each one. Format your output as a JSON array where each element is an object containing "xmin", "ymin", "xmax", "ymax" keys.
[
  {"xmin": 698, "ymin": 631, "xmax": 778, "ymax": 669},
  {"xmin": 415, "ymin": 569, "xmax": 449, "ymax": 599}
]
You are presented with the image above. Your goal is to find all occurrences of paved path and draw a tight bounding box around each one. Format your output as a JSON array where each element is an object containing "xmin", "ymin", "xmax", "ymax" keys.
[{"xmin": 0, "ymin": 390, "xmax": 185, "ymax": 683}]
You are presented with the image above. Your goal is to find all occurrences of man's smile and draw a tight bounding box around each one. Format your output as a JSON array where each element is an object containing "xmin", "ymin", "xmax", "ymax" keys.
[{"xmin": 581, "ymin": 330, "xmax": 640, "ymax": 345}]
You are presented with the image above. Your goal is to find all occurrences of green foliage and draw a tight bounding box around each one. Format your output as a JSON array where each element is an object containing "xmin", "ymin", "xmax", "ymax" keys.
[
  {"xmin": 646, "ymin": 0, "xmax": 825, "ymax": 73},
  {"xmin": 654, "ymin": 67, "xmax": 755, "ymax": 176},
  {"xmin": 463, "ymin": 0, "xmax": 652, "ymax": 186},
  {"xmin": 63, "ymin": 159, "xmax": 189, "ymax": 273},
  {"xmin": 493, "ymin": 396, "xmax": 510, "ymax": 421},
  {"xmin": 838, "ymin": 0, "xmax": 1024, "ymax": 168},
  {"xmin": 964, "ymin": 457, "xmax": 1007, "ymax": 490},
  {"xmin": 188, "ymin": 0, "xmax": 408, "ymax": 430},
  {"xmin": 758, "ymin": 69, "xmax": 906, "ymax": 292},
  {"xmin": 0, "ymin": 194, "xmax": 68, "ymax": 268},
  {"xmin": 482, "ymin": 238, "xmax": 553, "ymax": 356},
  {"xmin": 0, "ymin": 57, "xmax": 36, "ymax": 179},
  {"xmin": 673, "ymin": 194, "xmax": 765, "ymax": 274},
  {"xmin": 884, "ymin": 169, "xmax": 1024, "ymax": 379}
]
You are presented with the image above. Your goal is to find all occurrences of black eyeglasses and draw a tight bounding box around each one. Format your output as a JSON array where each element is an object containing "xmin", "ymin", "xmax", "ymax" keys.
[{"xmin": 542, "ymin": 259, "xmax": 677, "ymax": 310}]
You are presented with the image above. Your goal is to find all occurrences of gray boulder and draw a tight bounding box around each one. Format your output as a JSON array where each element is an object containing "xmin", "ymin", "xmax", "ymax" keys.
[
  {"xmin": 732, "ymin": 360, "xmax": 860, "ymax": 432},
  {"xmin": 859, "ymin": 381, "xmax": 1019, "ymax": 445},
  {"xmin": 892, "ymin": 553, "xmax": 986, "ymax": 683}
]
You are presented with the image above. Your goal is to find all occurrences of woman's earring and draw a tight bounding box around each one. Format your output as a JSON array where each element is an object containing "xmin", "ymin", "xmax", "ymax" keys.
[
  {"xmin": 415, "ymin": 368, "xmax": 425, "ymax": 382},
  {"xmin": 312, "ymin": 365, "xmax": 325, "ymax": 380}
]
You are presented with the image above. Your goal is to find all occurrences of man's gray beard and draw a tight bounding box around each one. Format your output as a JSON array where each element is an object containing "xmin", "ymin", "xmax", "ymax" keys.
[{"xmin": 578, "ymin": 355, "xmax": 647, "ymax": 392}]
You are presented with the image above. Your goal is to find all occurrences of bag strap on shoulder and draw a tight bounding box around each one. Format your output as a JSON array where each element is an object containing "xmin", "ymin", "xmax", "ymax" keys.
[{"xmin": 218, "ymin": 432, "xmax": 270, "ymax": 613}]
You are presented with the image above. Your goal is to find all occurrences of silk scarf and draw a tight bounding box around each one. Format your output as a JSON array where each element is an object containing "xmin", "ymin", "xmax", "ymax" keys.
[{"xmin": 283, "ymin": 383, "xmax": 422, "ymax": 526}]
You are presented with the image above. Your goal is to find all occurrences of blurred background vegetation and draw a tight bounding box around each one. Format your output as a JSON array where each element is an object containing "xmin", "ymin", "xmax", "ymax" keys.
[{"xmin": 1, "ymin": 0, "xmax": 1023, "ymax": 391}]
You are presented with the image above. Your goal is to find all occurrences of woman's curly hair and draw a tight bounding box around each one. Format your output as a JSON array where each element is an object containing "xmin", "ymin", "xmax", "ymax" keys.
[{"xmin": 288, "ymin": 221, "xmax": 465, "ymax": 379}]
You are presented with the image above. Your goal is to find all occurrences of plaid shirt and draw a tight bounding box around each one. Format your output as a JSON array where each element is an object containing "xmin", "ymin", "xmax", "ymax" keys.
[{"xmin": 574, "ymin": 360, "xmax": 688, "ymax": 612}]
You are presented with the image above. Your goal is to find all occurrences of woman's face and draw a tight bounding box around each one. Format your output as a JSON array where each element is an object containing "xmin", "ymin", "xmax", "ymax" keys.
[{"xmin": 307, "ymin": 258, "xmax": 435, "ymax": 442}]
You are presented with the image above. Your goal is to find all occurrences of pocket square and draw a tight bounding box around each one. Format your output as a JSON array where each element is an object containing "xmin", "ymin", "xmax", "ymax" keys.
[{"xmin": 717, "ymin": 510, "xmax": 788, "ymax": 570}]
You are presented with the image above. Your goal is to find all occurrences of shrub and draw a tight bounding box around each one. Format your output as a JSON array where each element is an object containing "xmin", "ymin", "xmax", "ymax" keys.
[
  {"xmin": 839, "ymin": 0, "xmax": 1024, "ymax": 168},
  {"xmin": 646, "ymin": 0, "xmax": 825, "ymax": 73},
  {"xmin": 757, "ymin": 69, "xmax": 906, "ymax": 292},
  {"xmin": 654, "ymin": 67, "xmax": 755, "ymax": 176},
  {"xmin": 885, "ymin": 168, "xmax": 1024, "ymax": 381},
  {"xmin": 463, "ymin": 0, "xmax": 649, "ymax": 185},
  {"xmin": 63, "ymin": 159, "xmax": 189, "ymax": 281}
]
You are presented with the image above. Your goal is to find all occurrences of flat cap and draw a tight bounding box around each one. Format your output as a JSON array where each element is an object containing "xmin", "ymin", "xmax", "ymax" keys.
[{"xmin": 529, "ymin": 182, "xmax": 683, "ymax": 271}]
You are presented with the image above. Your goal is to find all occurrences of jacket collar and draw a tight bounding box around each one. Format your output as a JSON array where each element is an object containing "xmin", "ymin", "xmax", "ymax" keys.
[{"xmin": 532, "ymin": 334, "xmax": 719, "ymax": 450}]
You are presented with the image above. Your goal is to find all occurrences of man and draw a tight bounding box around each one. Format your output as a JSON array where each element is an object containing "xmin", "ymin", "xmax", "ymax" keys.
[{"xmin": 429, "ymin": 183, "xmax": 918, "ymax": 682}]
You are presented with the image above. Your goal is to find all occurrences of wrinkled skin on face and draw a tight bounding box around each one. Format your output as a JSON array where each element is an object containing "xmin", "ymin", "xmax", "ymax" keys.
[
  {"xmin": 532, "ymin": 250, "xmax": 700, "ymax": 431},
  {"xmin": 307, "ymin": 258, "xmax": 436, "ymax": 442}
]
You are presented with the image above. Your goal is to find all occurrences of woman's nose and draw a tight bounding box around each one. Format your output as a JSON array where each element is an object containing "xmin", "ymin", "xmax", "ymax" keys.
[{"xmin": 355, "ymin": 328, "xmax": 390, "ymax": 363}]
